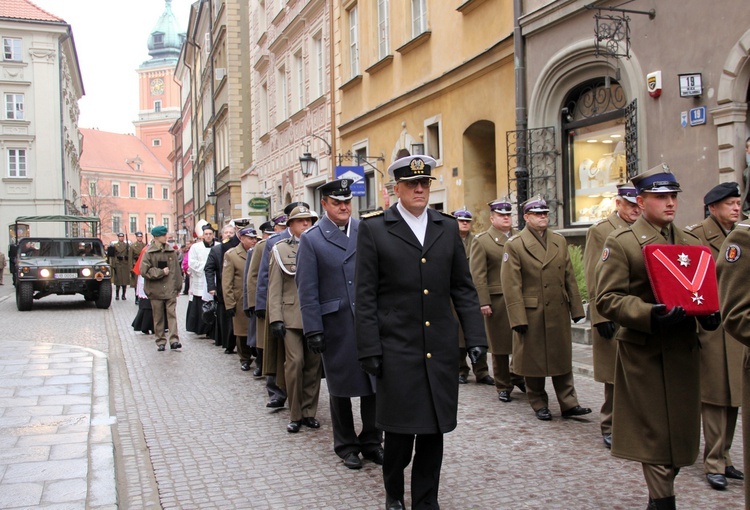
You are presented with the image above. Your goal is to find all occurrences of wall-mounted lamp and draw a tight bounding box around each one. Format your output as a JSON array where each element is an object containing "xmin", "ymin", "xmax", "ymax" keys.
[
  {"xmin": 299, "ymin": 151, "xmax": 317, "ymax": 177},
  {"xmin": 207, "ymin": 190, "xmax": 217, "ymax": 206},
  {"xmin": 81, "ymin": 204, "xmax": 89, "ymax": 215}
]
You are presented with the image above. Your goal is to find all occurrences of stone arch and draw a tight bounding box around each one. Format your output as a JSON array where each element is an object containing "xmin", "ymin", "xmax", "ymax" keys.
[
  {"xmin": 462, "ymin": 120, "xmax": 496, "ymax": 232},
  {"xmin": 711, "ymin": 29, "xmax": 750, "ymax": 180}
]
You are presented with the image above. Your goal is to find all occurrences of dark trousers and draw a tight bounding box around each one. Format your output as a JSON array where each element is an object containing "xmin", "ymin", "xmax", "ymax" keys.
[
  {"xmin": 384, "ymin": 431, "xmax": 443, "ymax": 509},
  {"xmin": 330, "ymin": 394, "xmax": 381, "ymax": 458}
]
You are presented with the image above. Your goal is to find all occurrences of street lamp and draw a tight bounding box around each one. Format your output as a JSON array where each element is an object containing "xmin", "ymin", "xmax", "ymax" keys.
[
  {"xmin": 207, "ymin": 190, "xmax": 217, "ymax": 205},
  {"xmin": 298, "ymin": 133, "xmax": 332, "ymax": 177},
  {"xmin": 81, "ymin": 204, "xmax": 88, "ymax": 215}
]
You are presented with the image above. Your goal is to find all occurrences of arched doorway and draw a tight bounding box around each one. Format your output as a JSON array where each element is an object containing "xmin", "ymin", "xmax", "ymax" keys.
[{"xmin": 462, "ymin": 120, "xmax": 496, "ymax": 231}]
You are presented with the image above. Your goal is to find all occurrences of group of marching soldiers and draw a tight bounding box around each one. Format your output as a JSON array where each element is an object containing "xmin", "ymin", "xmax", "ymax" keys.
[{"xmin": 107, "ymin": 231, "xmax": 146, "ymax": 301}]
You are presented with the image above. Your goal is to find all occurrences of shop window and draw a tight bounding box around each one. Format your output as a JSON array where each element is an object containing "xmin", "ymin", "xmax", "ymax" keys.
[{"xmin": 561, "ymin": 79, "xmax": 635, "ymax": 227}]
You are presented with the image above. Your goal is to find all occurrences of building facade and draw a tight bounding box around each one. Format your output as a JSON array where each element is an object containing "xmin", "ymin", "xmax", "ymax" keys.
[
  {"xmin": 79, "ymin": 129, "xmax": 173, "ymax": 246},
  {"xmin": 520, "ymin": 0, "xmax": 750, "ymax": 237},
  {"xmin": 0, "ymin": 0, "xmax": 84, "ymax": 251}
]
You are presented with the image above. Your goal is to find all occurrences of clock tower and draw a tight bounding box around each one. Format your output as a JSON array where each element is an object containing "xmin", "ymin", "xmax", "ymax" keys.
[{"xmin": 134, "ymin": 0, "xmax": 184, "ymax": 168}]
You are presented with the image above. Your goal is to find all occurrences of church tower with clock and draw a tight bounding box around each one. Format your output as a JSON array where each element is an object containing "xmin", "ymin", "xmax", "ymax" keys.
[{"xmin": 134, "ymin": 0, "xmax": 184, "ymax": 169}]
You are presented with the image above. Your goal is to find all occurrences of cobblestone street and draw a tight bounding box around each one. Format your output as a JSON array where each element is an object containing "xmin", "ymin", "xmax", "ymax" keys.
[{"xmin": 0, "ymin": 284, "xmax": 744, "ymax": 509}]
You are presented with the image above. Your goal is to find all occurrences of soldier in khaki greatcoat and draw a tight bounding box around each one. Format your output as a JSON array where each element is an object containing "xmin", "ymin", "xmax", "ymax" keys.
[
  {"xmin": 110, "ymin": 233, "xmax": 131, "ymax": 300},
  {"xmin": 454, "ymin": 208, "xmax": 492, "ymax": 386},
  {"xmin": 223, "ymin": 227, "xmax": 259, "ymax": 372},
  {"xmin": 268, "ymin": 206, "xmax": 321, "ymax": 433},
  {"xmin": 596, "ymin": 165, "xmax": 721, "ymax": 510},
  {"xmin": 470, "ymin": 199, "xmax": 525, "ymax": 402},
  {"xmin": 583, "ymin": 184, "xmax": 640, "ymax": 449},
  {"xmin": 685, "ymin": 182, "xmax": 744, "ymax": 490},
  {"xmin": 501, "ymin": 196, "xmax": 589, "ymax": 421},
  {"xmin": 129, "ymin": 232, "xmax": 146, "ymax": 290},
  {"xmin": 717, "ymin": 222, "xmax": 750, "ymax": 510}
]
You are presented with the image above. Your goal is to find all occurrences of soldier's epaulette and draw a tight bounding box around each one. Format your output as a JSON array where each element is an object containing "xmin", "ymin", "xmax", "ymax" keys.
[
  {"xmin": 685, "ymin": 223, "xmax": 700, "ymax": 232},
  {"xmin": 268, "ymin": 232, "xmax": 281, "ymax": 240},
  {"xmin": 611, "ymin": 227, "xmax": 633, "ymax": 239},
  {"xmin": 593, "ymin": 218, "xmax": 608, "ymax": 226},
  {"xmin": 361, "ymin": 210, "xmax": 384, "ymax": 219},
  {"xmin": 552, "ymin": 231, "xmax": 564, "ymax": 237},
  {"xmin": 440, "ymin": 211, "xmax": 455, "ymax": 219},
  {"xmin": 474, "ymin": 231, "xmax": 487, "ymax": 239},
  {"xmin": 301, "ymin": 225, "xmax": 317, "ymax": 235},
  {"xmin": 736, "ymin": 223, "xmax": 750, "ymax": 230},
  {"xmin": 507, "ymin": 234, "xmax": 520, "ymax": 242}
]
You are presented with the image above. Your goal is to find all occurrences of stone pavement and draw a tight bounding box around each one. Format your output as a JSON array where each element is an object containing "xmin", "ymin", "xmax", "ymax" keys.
[{"xmin": 0, "ymin": 279, "xmax": 745, "ymax": 509}]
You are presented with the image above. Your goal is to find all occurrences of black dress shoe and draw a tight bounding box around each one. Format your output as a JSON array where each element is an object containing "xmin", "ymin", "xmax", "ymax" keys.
[
  {"xmin": 266, "ymin": 399, "xmax": 285, "ymax": 409},
  {"xmin": 535, "ymin": 407, "xmax": 552, "ymax": 421},
  {"xmin": 477, "ymin": 375, "xmax": 495, "ymax": 385},
  {"xmin": 157, "ymin": 344, "xmax": 166, "ymax": 352},
  {"xmin": 241, "ymin": 362, "xmax": 251, "ymax": 371},
  {"xmin": 343, "ymin": 452, "xmax": 362, "ymax": 469},
  {"xmin": 115, "ymin": 295, "xmax": 120, "ymax": 300},
  {"xmin": 458, "ymin": 375, "xmax": 468, "ymax": 384},
  {"xmin": 725, "ymin": 465, "xmax": 744, "ymax": 480},
  {"xmin": 602, "ymin": 433, "xmax": 612, "ymax": 449},
  {"xmin": 385, "ymin": 494, "xmax": 404, "ymax": 510},
  {"xmin": 498, "ymin": 391, "xmax": 512, "ymax": 402},
  {"xmin": 362, "ymin": 447, "xmax": 385, "ymax": 465},
  {"xmin": 514, "ymin": 381, "xmax": 526, "ymax": 393},
  {"xmin": 224, "ymin": 349, "xmax": 235, "ymax": 354},
  {"xmin": 287, "ymin": 420, "xmax": 301, "ymax": 433},
  {"xmin": 252, "ymin": 367, "xmax": 263, "ymax": 377},
  {"xmin": 706, "ymin": 473, "xmax": 728, "ymax": 490},
  {"xmin": 170, "ymin": 342, "xmax": 182, "ymax": 350},
  {"xmin": 301, "ymin": 417, "xmax": 320, "ymax": 428},
  {"xmin": 561, "ymin": 405, "xmax": 592, "ymax": 418}
]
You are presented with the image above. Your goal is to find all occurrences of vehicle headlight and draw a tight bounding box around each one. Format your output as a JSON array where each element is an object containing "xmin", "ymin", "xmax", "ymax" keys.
[
  {"xmin": 39, "ymin": 268, "xmax": 51, "ymax": 278},
  {"xmin": 82, "ymin": 268, "xmax": 92, "ymax": 277}
]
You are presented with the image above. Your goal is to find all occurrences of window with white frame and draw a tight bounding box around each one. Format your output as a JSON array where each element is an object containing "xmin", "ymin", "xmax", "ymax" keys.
[
  {"xmin": 294, "ymin": 49, "xmax": 304, "ymax": 112},
  {"xmin": 146, "ymin": 216, "xmax": 155, "ymax": 233},
  {"xmin": 7, "ymin": 148, "xmax": 26, "ymax": 177},
  {"xmin": 129, "ymin": 184, "xmax": 137, "ymax": 198},
  {"xmin": 5, "ymin": 93, "xmax": 23, "ymax": 120},
  {"xmin": 3, "ymin": 37, "xmax": 21, "ymax": 61},
  {"xmin": 152, "ymin": 138, "xmax": 161, "ymax": 147},
  {"xmin": 147, "ymin": 186, "xmax": 154, "ymax": 199},
  {"xmin": 257, "ymin": 0, "xmax": 267, "ymax": 34},
  {"xmin": 154, "ymin": 100, "xmax": 162, "ymax": 112},
  {"xmin": 129, "ymin": 215, "xmax": 138, "ymax": 233},
  {"xmin": 377, "ymin": 0, "xmax": 390, "ymax": 59},
  {"xmin": 425, "ymin": 115, "xmax": 442, "ymax": 161},
  {"xmin": 260, "ymin": 81, "xmax": 269, "ymax": 134},
  {"xmin": 411, "ymin": 0, "xmax": 427, "ymax": 38},
  {"xmin": 89, "ymin": 181, "xmax": 97, "ymax": 195},
  {"xmin": 162, "ymin": 186, "xmax": 169, "ymax": 200},
  {"xmin": 112, "ymin": 215, "xmax": 121, "ymax": 234},
  {"xmin": 112, "ymin": 183, "xmax": 120, "ymax": 197},
  {"xmin": 312, "ymin": 31, "xmax": 324, "ymax": 99},
  {"xmin": 276, "ymin": 64, "xmax": 288, "ymax": 121},
  {"xmin": 162, "ymin": 216, "xmax": 170, "ymax": 230},
  {"xmin": 349, "ymin": 4, "xmax": 359, "ymax": 78}
]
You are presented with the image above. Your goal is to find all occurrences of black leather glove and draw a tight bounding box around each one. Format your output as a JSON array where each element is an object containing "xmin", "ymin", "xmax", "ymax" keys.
[
  {"xmin": 697, "ymin": 311, "xmax": 721, "ymax": 332},
  {"xmin": 596, "ymin": 322, "xmax": 616, "ymax": 339},
  {"xmin": 467, "ymin": 346, "xmax": 487, "ymax": 365},
  {"xmin": 651, "ymin": 304, "xmax": 686, "ymax": 333},
  {"xmin": 226, "ymin": 308, "xmax": 235, "ymax": 318},
  {"xmin": 243, "ymin": 308, "xmax": 252, "ymax": 318},
  {"xmin": 306, "ymin": 333, "xmax": 326, "ymax": 354},
  {"xmin": 513, "ymin": 325, "xmax": 528, "ymax": 335},
  {"xmin": 255, "ymin": 309, "xmax": 266, "ymax": 319},
  {"xmin": 572, "ymin": 316, "xmax": 585, "ymax": 323},
  {"xmin": 269, "ymin": 321, "xmax": 286, "ymax": 341},
  {"xmin": 360, "ymin": 356, "xmax": 383, "ymax": 377}
]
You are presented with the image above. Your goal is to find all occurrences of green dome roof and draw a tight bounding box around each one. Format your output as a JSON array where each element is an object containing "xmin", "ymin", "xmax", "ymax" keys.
[{"xmin": 142, "ymin": 0, "xmax": 185, "ymax": 68}]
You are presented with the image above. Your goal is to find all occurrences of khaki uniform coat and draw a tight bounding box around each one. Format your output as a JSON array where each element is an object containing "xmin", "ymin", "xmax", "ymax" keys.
[
  {"xmin": 500, "ymin": 228, "xmax": 585, "ymax": 377},
  {"xmin": 222, "ymin": 244, "xmax": 249, "ymax": 338},
  {"xmin": 139, "ymin": 241, "xmax": 182, "ymax": 299},
  {"xmin": 265, "ymin": 238, "xmax": 301, "ymax": 384},
  {"xmin": 110, "ymin": 241, "xmax": 130, "ymax": 286},
  {"xmin": 129, "ymin": 241, "xmax": 146, "ymax": 286},
  {"xmin": 583, "ymin": 212, "xmax": 631, "ymax": 384},
  {"xmin": 596, "ymin": 217, "xmax": 701, "ymax": 467},
  {"xmin": 686, "ymin": 217, "xmax": 742, "ymax": 407},
  {"xmin": 247, "ymin": 238, "xmax": 266, "ymax": 350},
  {"xmin": 470, "ymin": 226, "xmax": 516, "ymax": 354},
  {"xmin": 716, "ymin": 223, "xmax": 750, "ymax": 508}
]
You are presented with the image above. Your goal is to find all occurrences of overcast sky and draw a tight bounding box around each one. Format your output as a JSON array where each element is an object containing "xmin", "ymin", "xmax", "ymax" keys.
[{"xmin": 33, "ymin": 0, "xmax": 194, "ymax": 134}]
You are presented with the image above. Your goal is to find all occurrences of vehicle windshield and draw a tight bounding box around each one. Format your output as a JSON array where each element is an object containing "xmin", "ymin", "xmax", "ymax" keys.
[{"xmin": 18, "ymin": 240, "xmax": 104, "ymax": 258}]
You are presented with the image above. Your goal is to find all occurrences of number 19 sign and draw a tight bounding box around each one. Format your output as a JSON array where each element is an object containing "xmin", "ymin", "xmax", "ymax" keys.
[{"xmin": 679, "ymin": 73, "xmax": 702, "ymax": 98}]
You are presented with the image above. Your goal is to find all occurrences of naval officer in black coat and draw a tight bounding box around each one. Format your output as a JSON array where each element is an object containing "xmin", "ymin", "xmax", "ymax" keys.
[{"xmin": 356, "ymin": 155, "xmax": 487, "ymax": 510}]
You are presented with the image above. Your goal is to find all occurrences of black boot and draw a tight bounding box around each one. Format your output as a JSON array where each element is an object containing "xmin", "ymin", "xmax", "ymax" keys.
[{"xmin": 652, "ymin": 496, "xmax": 676, "ymax": 510}]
